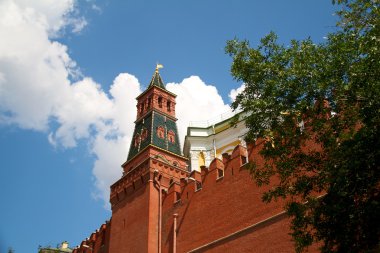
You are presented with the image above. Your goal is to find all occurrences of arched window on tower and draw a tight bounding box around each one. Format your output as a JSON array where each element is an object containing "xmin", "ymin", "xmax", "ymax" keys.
[
  {"xmin": 134, "ymin": 134, "xmax": 140, "ymax": 147},
  {"xmin": 167, "ymin": 101, "xmax": 171, "ymax": 112},
  {"xmin": 138, "ymin": 103, "xmax": 142, "ymax": 114},
  {"xmin": 157, "ymin": 126, "xmax": 165, "ymax": 139},
  {"xmin": 141, "ymin": 103, "xmax": 145, "ymax": 114},
  {"xmin": 168, "ymin": 130, "xmax": 175, "ymax": 143},
  {"xmin": 141, "ymin": 128, "xmax": 148, "ymax": 141},
  {"xmin": 147, "ymin": 97, "xmax": 152, "ymax": 109}
]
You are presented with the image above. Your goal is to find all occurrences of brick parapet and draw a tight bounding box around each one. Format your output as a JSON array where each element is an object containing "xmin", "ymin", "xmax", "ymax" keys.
[
  {"xmin": 161, "ymin": 144, "xmax": 250, "ymax": 209},
  {"xmin": 73, "ymin": 221, "xmax": 111, "ymax": 253},
  {"xmin": 111, "ymin": 146, "xmax": 189, "ymax": 208},
  {"xmin": 160, "ymin": 140, "xmax": 295, "ymax": 252}
]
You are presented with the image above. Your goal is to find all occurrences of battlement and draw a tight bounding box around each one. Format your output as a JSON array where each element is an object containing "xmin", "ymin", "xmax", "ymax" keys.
[
  {"xmin": 159, "ymin": 139, "xmax": 296, "ymax": 253},
  {"xmin": 110, "ymin": 149, "xmax": 189, "ymax": 208},
  {"xmin": 110, "ymin": 157, "xmax": 151, "ymax": 208},
  {"xmin": 73, "ymin": 221, "xmax": 111, "ymax": 253},
  {"xmin": 163, "ymin": 143, "xmax": 251, "ymax": 208},
  {"xmin": 76, "ymin": 138, "xmax": 279, "ymax": 253}
]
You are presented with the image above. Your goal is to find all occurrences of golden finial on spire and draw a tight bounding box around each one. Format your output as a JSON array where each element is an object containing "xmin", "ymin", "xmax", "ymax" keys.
[{"xmin": 155, "ymin": 63, "xmax": 164, "ymax": 73}]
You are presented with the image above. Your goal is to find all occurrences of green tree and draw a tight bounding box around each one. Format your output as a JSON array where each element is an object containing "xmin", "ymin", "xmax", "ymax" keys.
[{"xmin": 225, "ymin": 0, "xmax": 380, "ymax": 252}]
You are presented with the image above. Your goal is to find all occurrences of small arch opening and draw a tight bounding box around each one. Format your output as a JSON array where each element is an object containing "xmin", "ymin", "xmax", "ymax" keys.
[
  {"xmin": 157, "ymin": 126, "xmax": 165, "ymax": 139},
  {"xmin": 168, "ymin": 130, "xmax": 176, "ymax": 143},
  {"xmin": 141, "ymin": 103, "xmax": 145, "ymax": 113},
  {"xmin": 158, "ymin": 96, "xmax": 163, "ymax": 108}
]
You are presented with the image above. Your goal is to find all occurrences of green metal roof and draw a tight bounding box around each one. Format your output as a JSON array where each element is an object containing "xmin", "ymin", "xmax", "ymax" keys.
[
  {"xmin": 148, "ymin": 71, "xmax": 166, "ymax": 89},
  {"xmin": 136, "ymin": 70, "xmax": 177, "ymax": 100}
]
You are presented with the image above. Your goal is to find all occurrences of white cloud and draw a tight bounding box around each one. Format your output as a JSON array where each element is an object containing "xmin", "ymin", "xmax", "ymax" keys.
[
  {"xmin": 49, "ymin": 78, "xmax": 113, "ymax": 147},
  {"xmin": 167, "ymin": 76, "xmax": 232, "ymax": 143},
  {"xmin": 11, "ymin": 0, "xmax": 86, "ymax": 35},
  {"xmin": 0, "ymin": 0, "xmax": 234, "ymax": 208},
  {"xmin": 0, "ymin": 0, "xmax": 123, "ymax": 207},
  {"xmin": 0, "ymin": 1, "xmax": 76, "ymax": 130},
  {"xmin": 91, "ymin": 73, "xmax": 141, "ymax": 204}
]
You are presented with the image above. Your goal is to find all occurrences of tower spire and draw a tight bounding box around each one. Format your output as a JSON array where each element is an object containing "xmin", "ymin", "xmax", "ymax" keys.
[
  {"xmin": 127, "ymin": 68, "xmax": 182, "ymax": 161},
  {"xmin": 148, "ymin": 64, "xmax": 166, "ymax": 89}
]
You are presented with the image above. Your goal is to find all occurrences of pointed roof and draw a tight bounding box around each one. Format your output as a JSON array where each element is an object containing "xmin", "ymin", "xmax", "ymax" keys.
[
  {"xmin": 136, "ymin": 66, "xmax": 177, "ymax": 99},
  {"xmin": 148, "ymin": 70, "xmax": 166, "ymax": 89}
]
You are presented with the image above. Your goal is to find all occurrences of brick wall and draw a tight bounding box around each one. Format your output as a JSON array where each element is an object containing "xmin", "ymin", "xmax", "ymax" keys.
[
  {"xmin": 75, "ymin": 140, "xmax": 320, "ymax": 253},
  {"xmin": 161, "ymin": 141, "xmax": 318, "ymax": 253}
]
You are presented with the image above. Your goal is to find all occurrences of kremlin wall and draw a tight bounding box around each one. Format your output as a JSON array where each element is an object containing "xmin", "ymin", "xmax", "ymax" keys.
[{"xmin": 72, "ymin": 69, "xmax": 318, "ymax": 253}]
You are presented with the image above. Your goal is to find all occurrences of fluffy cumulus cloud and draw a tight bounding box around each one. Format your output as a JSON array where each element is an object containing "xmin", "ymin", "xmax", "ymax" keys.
[
  {"xmin": 0, "ymin": 0, "xmax": 135, "ymax": 205},
  {"xmin": 90, "ymin": 74, "xmax": 141, "ymax": 203},
  {"xmin": 167, "ymin": 76, "xmax": 232, "ymax": 142},
  {"xmin": 0, "ymin": 0, "xmax": 234, "ymax": 207}
]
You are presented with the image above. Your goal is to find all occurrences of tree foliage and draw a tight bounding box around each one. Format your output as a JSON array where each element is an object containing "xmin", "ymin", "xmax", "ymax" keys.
[{"xmin": 226, "ymin": 0, "xmax": 380, "ymax": 252}]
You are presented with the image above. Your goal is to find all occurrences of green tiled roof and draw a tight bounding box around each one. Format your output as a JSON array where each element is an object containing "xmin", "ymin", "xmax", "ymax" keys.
[
  {"xmin": 148, "ymin": 71, "xmax": 166, "ymax": 89},
  {"xmin": 136, "ymin": 71, "xmax": 177, "ymax": 100}
]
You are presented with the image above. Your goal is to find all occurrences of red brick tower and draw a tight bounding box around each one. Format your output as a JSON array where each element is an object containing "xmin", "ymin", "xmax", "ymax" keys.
[{"xmin": 108, "ymin": 66, "xmax": 189, "ymax": 253}]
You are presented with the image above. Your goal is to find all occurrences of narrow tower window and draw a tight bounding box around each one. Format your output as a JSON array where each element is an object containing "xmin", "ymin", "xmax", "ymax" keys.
[
  {"xmin": 167, "ymin": 101, "xmax": 171, "ymax": 112},
  {"xmin": 141, "ymin": 103, "xmax": 145, "ymax": 113},
  {"xmin": 158, "ymin": 96, "xmax": 163, "ymax": 108}
]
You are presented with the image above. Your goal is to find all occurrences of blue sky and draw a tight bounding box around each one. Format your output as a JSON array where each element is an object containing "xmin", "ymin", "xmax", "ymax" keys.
[{"xmin": 0, "ymin": 1, "xmax": 338, "ymax": 252}]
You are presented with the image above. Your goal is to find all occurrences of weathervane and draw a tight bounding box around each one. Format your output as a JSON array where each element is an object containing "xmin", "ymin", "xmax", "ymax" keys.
[{"xmin": 155, "ymin": 63, "xmax": 164, "ymax": 73}]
